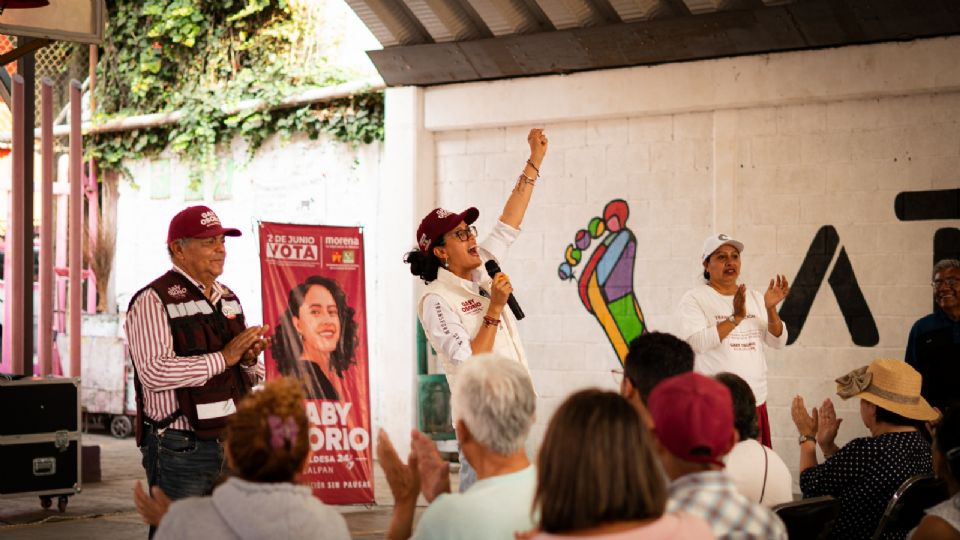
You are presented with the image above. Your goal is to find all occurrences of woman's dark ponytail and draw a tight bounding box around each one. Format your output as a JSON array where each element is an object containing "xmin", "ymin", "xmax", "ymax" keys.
[{"xmin": 404, "ymin": 247, "xmax": 442, "ymax": 283}]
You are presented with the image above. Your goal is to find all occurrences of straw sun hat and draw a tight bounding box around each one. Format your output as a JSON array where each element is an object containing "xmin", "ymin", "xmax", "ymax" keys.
[{"xmin": 835, "ymin": 359, "xmax": 938, "ymax": 421}]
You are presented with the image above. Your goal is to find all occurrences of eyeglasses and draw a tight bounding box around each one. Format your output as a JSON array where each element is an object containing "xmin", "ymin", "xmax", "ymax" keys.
[
  {"xmin": 611, "ymin": 369, "xmax": 624, "ymax": 386},
  {"xmin": 932, "ymin": 278, "xmax": 960, "ymax": 289},
  {"xmin": 447, "ymin": 225, "xmax": 478, "ymax": 242}
]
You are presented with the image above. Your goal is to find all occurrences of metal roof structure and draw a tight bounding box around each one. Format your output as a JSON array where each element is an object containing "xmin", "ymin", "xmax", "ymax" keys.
[{"xmin": 344, "ymin": 0, "xmax": 960, "ymax": 86}]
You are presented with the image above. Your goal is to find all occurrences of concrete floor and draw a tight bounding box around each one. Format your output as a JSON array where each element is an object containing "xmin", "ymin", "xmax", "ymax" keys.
[{"xmin": 0, "ymin": 432, "xmax": 437, "ymax": 539}]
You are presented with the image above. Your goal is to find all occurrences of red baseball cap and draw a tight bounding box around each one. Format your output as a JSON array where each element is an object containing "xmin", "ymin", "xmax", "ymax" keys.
[
  {"xmin": 415, "ymin": 207, "xmax": 479, "ymax": 253},
  {"xmin": 648, "ymin": 372, "xmax": 734, "ymax": 467},
  {"xmin": 167, "ymin": 206, "xmax": 242, "ymax": 244}
]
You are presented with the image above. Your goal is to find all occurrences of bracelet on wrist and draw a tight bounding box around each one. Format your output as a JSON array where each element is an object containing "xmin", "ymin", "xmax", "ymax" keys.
[
  {"xmin": 482, "ymin": 315, "xmax": 501, "ymax": 327},
  {"xmin": 514, "ymin": 173, "xmax": 537, "ymax": 192},
  {"xmin": 526, "ymin": 159, "xmax": 540, "ymax": 176}
]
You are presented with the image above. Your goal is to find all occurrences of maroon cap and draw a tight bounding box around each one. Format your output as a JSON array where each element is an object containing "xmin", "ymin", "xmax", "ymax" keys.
[
  {"xmin": 648, "ymin": 372, "xmax": 734, "ymax": 467},
  {"xmin": 167, "ymin": 206, "xmax": 242, "ymax": 244},
  {"xmin": 415, "ymin": 207, "xmax": 479, "ymax": 253}
]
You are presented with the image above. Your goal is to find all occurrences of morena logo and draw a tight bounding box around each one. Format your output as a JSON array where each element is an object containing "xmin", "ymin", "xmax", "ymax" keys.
[{"xmin": 324, "ymin": 236, "xmax": 360, "ymax": 248}]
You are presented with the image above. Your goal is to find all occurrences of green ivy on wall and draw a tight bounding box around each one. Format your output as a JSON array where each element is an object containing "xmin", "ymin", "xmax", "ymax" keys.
[{"xmin": 87, "ymin": 0, "xmax": 384, "ymax": 180}]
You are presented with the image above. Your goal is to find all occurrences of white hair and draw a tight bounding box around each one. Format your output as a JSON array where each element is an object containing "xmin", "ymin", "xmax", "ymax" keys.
[
  {"xmin": 167, "ymin": 238, "xmax": 189, "ymax": 259},
  {"xmin": 452, "ymin": 353, "xmax": 536, "ymax": 455}
]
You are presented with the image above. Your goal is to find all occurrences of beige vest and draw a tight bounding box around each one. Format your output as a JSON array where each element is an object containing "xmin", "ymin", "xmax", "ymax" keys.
[{"xmin": 419, "ymin": 267, "xmax": 529, "ymax": 391}]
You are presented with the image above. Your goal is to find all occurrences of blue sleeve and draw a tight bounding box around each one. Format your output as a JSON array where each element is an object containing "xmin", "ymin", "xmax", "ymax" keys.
[{"xmin": 904, "ymin": 320, "xmax": 921, "ymax": 369}]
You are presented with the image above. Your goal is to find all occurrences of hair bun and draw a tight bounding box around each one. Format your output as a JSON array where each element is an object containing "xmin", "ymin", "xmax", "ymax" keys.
[{"xmin": 404, "ymin": 249, "xmax": 440, "ymax": 282}]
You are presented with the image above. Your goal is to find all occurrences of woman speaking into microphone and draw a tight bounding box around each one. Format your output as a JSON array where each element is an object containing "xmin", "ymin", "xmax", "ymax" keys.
[{"xmin": 404, "ymin": 128, "xmax": 547, "ymax": 491}]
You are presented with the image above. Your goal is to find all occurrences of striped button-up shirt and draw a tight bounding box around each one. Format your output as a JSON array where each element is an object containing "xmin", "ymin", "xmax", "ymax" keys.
[
  {"xmin": 667, "ymin": 470, "xmax": 788, "ymax": 540},
  {"xmin": 124, "ymin": 266, "xmax": 263, "ymax": 432}
]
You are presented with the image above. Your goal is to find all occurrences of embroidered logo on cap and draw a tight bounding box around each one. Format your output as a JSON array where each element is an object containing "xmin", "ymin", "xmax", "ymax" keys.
[
  {"xmin": 435, "ymin": 209, "xmax": 453, "ymax": 219},
  {"xmin": 718, "ymin": 234, "xmax": 729, "ymax": 241},
  {"xmin": 200, "ymin": 211, "xmax": 221, "ymax": 227}
]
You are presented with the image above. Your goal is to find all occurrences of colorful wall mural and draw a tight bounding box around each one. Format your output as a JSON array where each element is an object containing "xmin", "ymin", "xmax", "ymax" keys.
[{"xmin": 557, "ymin": 199, "xmax": 646, "ymax": 363}]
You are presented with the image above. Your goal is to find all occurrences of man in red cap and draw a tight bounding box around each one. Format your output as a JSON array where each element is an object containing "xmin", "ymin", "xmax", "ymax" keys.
[
  {"xmin": 648, "ymin": 372, "xmax": 787, "ymax": 539},
  {"xmin": 124, "ymin": 205, "xmax": 268, "ymax": 535}
]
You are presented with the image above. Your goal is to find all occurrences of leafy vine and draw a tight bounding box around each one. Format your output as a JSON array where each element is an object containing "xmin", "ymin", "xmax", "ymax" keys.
[{"xmin": 87, "ymin": 0, "xmax": 383, "ymax": 180}]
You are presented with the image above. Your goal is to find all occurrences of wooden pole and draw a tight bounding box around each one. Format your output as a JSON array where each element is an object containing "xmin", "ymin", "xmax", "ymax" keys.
[
  {"xmin": 8, "ymin": 74, "xmax": 25, "ymax": 375},
  {"xmin": 69, "ymin": 80, "xmax": 83, "ymax": 378},
  {"xmin": 87, "ymin": 44, "xmax": 99, "ymax": 314},
  {"xmin": 39, "ymin": 77, "xmax": 54, "ymax": 375}
]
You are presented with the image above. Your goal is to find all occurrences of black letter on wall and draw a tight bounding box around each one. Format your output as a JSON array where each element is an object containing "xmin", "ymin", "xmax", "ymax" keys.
[
  {"xmin": 779, "ymin": 226, "xmax": 879, "ymax": 346},
  {"xmin": 895, "ymin": 188, "xmax": 960, "ymax": 310}
]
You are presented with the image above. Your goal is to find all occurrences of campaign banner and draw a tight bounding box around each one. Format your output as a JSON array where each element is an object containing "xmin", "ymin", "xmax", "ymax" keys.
[{"xmin": 259, "ymin": 222, "xmax": 373, "ymax": 504}]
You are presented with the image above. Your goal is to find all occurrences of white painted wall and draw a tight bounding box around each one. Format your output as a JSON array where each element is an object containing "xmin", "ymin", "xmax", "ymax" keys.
[
  {"xmin": 116, "ymin": 134, "xmax": 382, "ymax": 321},
  {"xmin": 418, "ymin": 36, "xmax": 960, "ymax": 489}
]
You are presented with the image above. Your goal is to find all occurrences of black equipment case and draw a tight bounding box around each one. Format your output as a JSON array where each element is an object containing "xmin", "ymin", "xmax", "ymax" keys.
[{"xmin": 0, "ymin": 375, "xmax": 82, "ymax": 509}]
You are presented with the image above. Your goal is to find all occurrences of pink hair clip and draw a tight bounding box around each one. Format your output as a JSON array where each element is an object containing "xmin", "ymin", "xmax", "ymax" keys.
[{"xmin": 268, "ymin": 415, "xmax": 299, "ymax": 450}]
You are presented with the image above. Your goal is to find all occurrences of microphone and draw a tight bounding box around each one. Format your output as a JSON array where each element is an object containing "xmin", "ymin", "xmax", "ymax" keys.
[{"xmin": 484, "ymin": 260, "xmax": 525, "ymax": 321}]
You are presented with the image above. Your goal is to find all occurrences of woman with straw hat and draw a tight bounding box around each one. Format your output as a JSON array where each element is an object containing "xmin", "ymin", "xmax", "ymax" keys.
[{"xmin": 791, "ymin": 359, "xmax": 938, "ymax": 540}]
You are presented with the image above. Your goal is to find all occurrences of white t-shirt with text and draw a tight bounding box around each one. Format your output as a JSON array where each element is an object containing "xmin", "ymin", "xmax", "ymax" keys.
[{"xmin": 678, "ymin": 284, "xmax": 787, "ymax": 404}]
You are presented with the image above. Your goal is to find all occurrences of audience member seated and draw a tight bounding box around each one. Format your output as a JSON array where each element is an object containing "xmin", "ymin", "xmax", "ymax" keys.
[
  {"xmin": 716, "ymin": 372, "xmax": 793, "ymax": 507},
  {"xmin": 378, "ymin": 353, "xmax": 537, "ymax": 540},
  {"xmin": 910, "ymin": 405, "xmax": 960, "ymax": 540},
  {"xmin": 649, "ymin": 372, "xmax": 788, "ymax": 539},
  {"xmin": 133, "ymin": 378, "xmax": 350, "ymax": 539},
  {"xmin": 792, "ymin": 359, "xmax": 937, "ymax": 540},
  {"xmin": 619, "ymin": 332, "xmax": 694, "ymax": 427},
  {"xmin": 524, "ymin": 389, "xmax": 711, "ymax": 539}
]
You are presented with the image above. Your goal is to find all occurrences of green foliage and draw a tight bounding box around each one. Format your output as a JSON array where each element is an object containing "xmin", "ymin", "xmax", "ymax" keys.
[{"xmin": 88, "ymin": 0, "xmax": 383, "ymax": 181}]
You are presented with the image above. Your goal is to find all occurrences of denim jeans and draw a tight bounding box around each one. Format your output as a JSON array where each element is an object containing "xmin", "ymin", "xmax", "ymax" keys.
[{"xmin": 140, "ymin": 427, "xmax": 224, "ymax": 537}]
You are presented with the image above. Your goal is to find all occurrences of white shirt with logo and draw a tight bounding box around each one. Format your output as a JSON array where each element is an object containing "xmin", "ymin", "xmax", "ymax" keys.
[
  {"xmin": 678, "ymin": 284, "xmax": 787, "ymax": 405},
  {"xmin": 418, "ymin": 221, "xmax": 529, "ymax": 392}
]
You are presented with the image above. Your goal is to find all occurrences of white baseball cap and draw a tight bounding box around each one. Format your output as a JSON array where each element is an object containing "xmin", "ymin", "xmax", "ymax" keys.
[{"xmin": 702, "ymin": 233, "xmax": 744, "ymax": 262}]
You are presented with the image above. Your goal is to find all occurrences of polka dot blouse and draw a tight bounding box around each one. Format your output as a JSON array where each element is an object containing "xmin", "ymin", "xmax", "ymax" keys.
[{"xmin": 799, "ymin": 431, "xmax": 932, "ymax": 540}]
